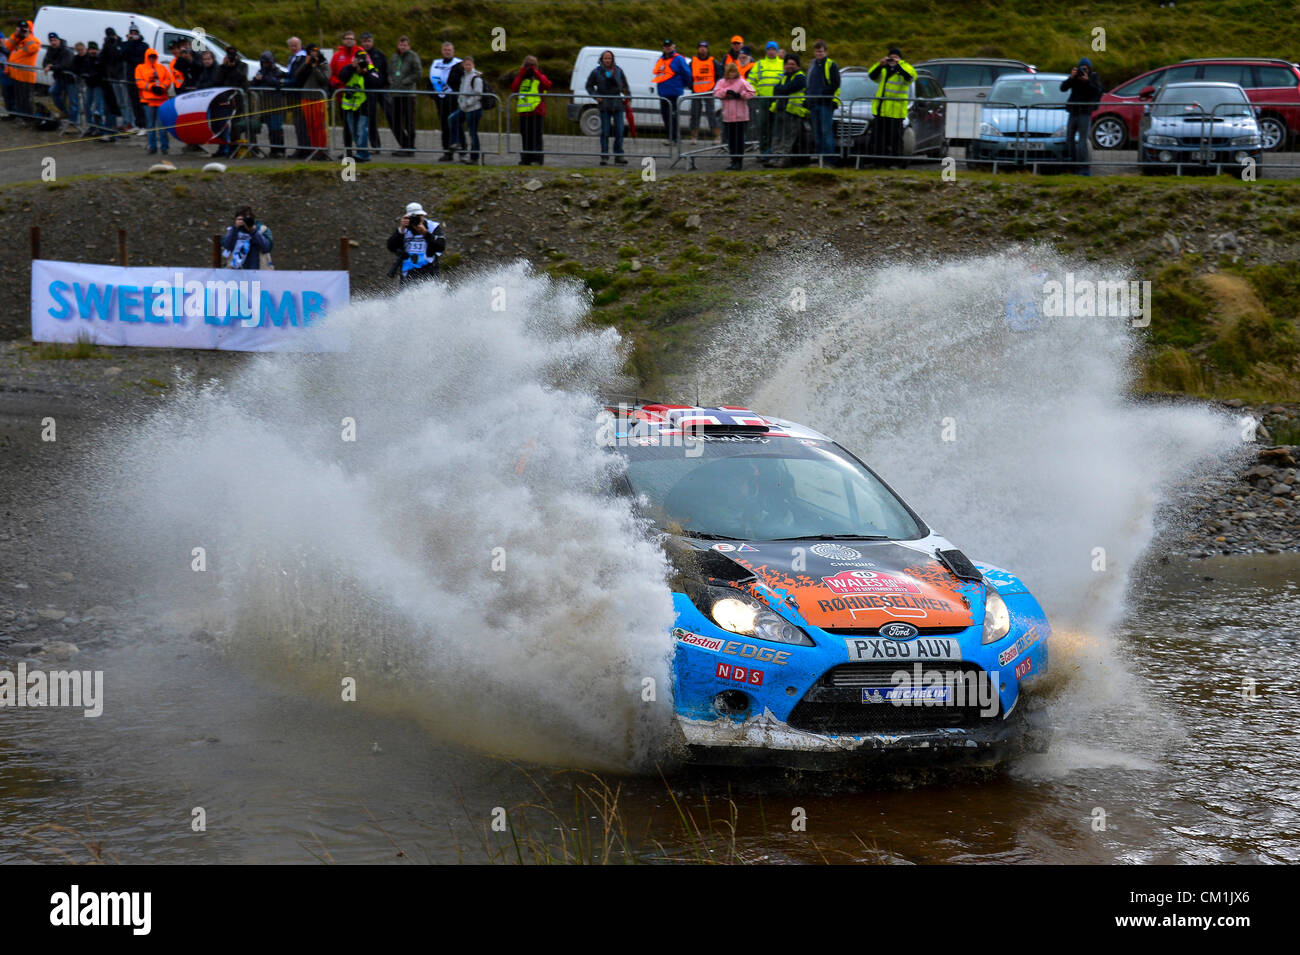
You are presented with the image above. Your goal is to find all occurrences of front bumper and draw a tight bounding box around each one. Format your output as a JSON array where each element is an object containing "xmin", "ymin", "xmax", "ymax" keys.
[
  {"xmin": 1140, "ymin": 143, "xmax": 1262, "ymax": 168},
  {"xmin": 968, "ymin": 138, "xmax": 1070, "ymax": 163}
]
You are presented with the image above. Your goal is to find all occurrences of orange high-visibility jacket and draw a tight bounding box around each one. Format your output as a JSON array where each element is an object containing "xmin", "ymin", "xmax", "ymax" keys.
[
  {"xmin": 135, "ymin": 50, "xmax": 178, "ymax": 106},
  {"xmin": 4, "ymin": 22, "xmax": 41, "ymax": 83}
]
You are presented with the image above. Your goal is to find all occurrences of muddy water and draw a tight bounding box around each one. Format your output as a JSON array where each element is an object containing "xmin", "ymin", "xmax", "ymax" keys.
[{"xmin": 2, "ymin": 553, "xmax": 1295, "ymax": 864}]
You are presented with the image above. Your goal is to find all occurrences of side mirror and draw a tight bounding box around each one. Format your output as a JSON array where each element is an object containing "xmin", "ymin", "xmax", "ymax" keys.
[{"xmin": 1139, "ymin": 85, "xmax": 1156, "ymax": 100}]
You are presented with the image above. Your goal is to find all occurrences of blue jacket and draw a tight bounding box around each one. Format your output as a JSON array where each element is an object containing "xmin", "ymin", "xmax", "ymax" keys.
[
  {"xmin": 805, "ymin": 56, "xmax": 840, "ymax": 104},
  {"xmin": 221, "ymin": 220, "xmax": 273, "ymax": 270},
  {"xmin": 654, "ymin": 53, "xmax": 691, "ymax": 97}
]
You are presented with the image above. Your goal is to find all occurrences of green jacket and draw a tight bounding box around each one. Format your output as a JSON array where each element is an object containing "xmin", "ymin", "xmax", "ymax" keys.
[{"xmin": 391, "ymin": 49, "xmax": 422, "ymax": 92}]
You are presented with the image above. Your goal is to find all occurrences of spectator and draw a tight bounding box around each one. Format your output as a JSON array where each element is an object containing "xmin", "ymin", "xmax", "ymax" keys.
[
  {"xmin": 291, "ymin": 42, "xmax": 331, "ymax": 160},
  {"xmin": 221, "ymin": 206, "xmax": 273, "ymax": 270},
  {"xmin": 196, "ymin": 49, "xmax": 220, "ymax": 88},
  {"xmin": 43, "ymin": 33, "xmax": 75, "ymax": 123},
  {"xmin": 1060, "ymin": 58, "xmax": 1102, "ymax": 176},
  {"xmin": 4, "ymin": 20, "xmax": 40, "ymax": 119},
  {"xmin": 286, "ymin": 36, "xmax": 310, "ymax": 158},
  {"xmin": 723, "ymin": 36, "xmax": 745, "ymax": 75},
  {"xmin": 68, "ymin": 41, "xmax": 88, "ymax": 128},
  {"xmin": 751, "ymin": 41, "xmax": 785, "ymax": 162},
  {"xmin": 770, "ymin": 53, "xmax": 808, "ymax": 167},
  {"xmin": 0, "ymin": 39, "xmax": 14, "ymax": 118},
  {"xmin": 99, "ymin": 27, "xmax": 126, "ymax": 132},
  {"xmin": 805, "ymin": 40, "xmax": 840, "ymax": 163},
  {"xmin": 78, "ymin": 42, "xmax": 114, "ymax": 138},
  {"xmin": 252, "ymin": 51, "xmax": 287, "ymax": 157},
  {"xmin": 867, "ymin": 46, "xmax": 916, "ymax": 164},
  {"xmin": 390, "ymin": 35, "xmax": 422, "ymax": 155},
  {"xmin": 687, "ymin": 41, "xmax": 719, "ymax": 145},
  {"xmin": 387, "ymin": 201, "xmax": 445, "ymax": 283},
  {"xmin": 651, "ymin": 39, "xmax": 691, "ymax": 144},
  {"xmin": 133, "ymin": 47, "xmax": 176, "ymax": 155},
  {"xmin": 359, "ymin": 33, "xmax": 390, "ymax": 155},
  {"xmin": 452, "ymin": 54, "xmax": 484, "ymax": 164},
  {"xmin": 511, "ymin": 54, "xmax": 551, "ymax": 164},
  {"xmin": 170, "ymin": 42, "xmax": 198, "ymax": 93},
  {"xmin": 330, "ymin": 30, "xmax": 359, "ymax": 153},
  {"xmin": 120, "ymin": 23, "xmax": 149, "ymax": 129},
  {"xmin": 339, "ymin": 45, "xmax": 378, "ymax": 161},
  {"xmin": 215, "ymin": 46, "xmax": 250, "ymax": 155},
  {"xmin": 585, "ymin": 49, "xmax": 630, "ymax": 165},
  {"xmin": 429, "ymin": 41, "xmax": 465, "ymax": 160},
  {"xmin": 713, "ymin": 61, "xmax": 755, "ymax": 170}
]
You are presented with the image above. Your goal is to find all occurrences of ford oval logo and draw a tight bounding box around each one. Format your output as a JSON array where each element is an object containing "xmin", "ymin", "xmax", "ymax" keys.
[{"xmin": 879, "ymin": 622, "xmax": 919, "ymax": 640}]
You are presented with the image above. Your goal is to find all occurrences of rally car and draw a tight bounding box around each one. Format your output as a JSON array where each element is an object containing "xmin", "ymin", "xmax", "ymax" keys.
[{"xmin": 605, "ymin": 402, "xmax": 1051, "ymax": 770}]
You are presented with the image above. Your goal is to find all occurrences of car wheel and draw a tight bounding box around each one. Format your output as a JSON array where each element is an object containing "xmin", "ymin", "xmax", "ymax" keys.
[
  {"xmin": 1257, "ymin": 115, "xmax": 1287, "ymax": 152},
  {"xmin": 579, "ymin": 108, "xmax": 601, "ymax": 137},
  {"xmin": 1091, "ymin": 115, "xmax": 1126, "ymax": 150}
]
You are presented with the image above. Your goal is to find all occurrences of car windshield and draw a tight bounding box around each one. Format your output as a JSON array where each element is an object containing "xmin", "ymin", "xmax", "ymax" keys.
[
  {"xmin": 838, "ymin": 74, "xmax": 880, "ymax": 105},
  {"xmin": 1153, "ymin": 86, "xmax": 1252, "ymax": 117},
  {"xmin": 620, "ymin": 437, "xmax": 923, "ymax": 542},
  {"xmin": 988, "ymin": 76, "xmax": 1069, "ymax": 106}
]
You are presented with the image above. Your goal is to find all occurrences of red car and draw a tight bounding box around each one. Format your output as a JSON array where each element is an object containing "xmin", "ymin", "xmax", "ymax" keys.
[{"xmin": 1090, "ymin": 57, "xmax": 1300, "ymax": 151}]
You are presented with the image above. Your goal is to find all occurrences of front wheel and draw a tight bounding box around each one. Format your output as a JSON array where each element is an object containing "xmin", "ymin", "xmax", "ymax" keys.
[
  {"xmin": 579, "ymin": 107, "xmax": 601, "ymax": 137},
  {"xmin": 1257, "ymin": 115, "xmax": 1287, "ymax": 152},
  {"xmin": 1091, "ymin": 115, "xmax": 1126, "ymax": 150}
]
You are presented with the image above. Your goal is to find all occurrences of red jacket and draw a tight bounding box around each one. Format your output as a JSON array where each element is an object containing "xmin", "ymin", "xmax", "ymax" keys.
[
  {"xmin": 510, "ymin": 66, "xmax": 552, "ymax": 115},
  {"xmin": 329, "ymin": 44, "xmax": 356, "ymax": 89}
]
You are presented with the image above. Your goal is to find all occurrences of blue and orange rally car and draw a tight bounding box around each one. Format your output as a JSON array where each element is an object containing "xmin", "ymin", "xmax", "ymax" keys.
[{"xmin": 604, "ymin": 403, "xmax": 1052, "ymax": 769}]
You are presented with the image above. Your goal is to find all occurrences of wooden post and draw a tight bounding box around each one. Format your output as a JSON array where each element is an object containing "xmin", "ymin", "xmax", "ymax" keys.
[
  {"xmin": 117, "ymin": 229, "xmax": 128, "ymax": 266},
  {"xmin": 211, "ymin": 235, "xmax": 222, "ymax": 268},
  {"xmin": 339, "ymin": 236, "xmax": 350, "ymax": 270},
  {"xmin": 30, "ymin": 225, "xmax": 40, "ymax": 260}
]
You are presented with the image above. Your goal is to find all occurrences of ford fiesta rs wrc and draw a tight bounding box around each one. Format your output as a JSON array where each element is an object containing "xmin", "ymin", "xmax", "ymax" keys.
[{"xmin": 604, "ymin": 403, "xmax": 1051, "ymax": 770}]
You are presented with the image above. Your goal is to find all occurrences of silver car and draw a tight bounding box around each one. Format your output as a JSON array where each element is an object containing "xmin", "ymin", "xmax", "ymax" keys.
[
  {"xmin": 1138, "ymin": 81, "xmax": 1263, "ymax": 176},
  {"xmin": 914, "ymin": 57, "xmax": 1035, "ymax": 143}
]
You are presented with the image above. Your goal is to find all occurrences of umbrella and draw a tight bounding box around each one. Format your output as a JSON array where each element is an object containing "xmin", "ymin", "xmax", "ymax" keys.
[{"xmin": 623, "ymin": 98, "xmax": 637, "ymax": 137}]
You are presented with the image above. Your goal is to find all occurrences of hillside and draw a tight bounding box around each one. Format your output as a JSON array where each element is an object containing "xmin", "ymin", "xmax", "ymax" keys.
[{"xmin": 36, "ymin": 0, "xmax": 1300, "ymax": 89}]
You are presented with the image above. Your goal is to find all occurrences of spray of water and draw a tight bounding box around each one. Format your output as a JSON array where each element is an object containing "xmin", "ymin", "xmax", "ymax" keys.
[
  {"xmin": 83, "ymin": 263, "xmax": 676, "ymax": 772},
  {"xmin": 700, "ymin": 248, "xmax": 1242, "ymax": 770}
]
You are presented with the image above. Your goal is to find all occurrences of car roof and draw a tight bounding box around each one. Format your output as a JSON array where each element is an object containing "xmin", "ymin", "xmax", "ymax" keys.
[
  {"xmin": 1162, "ymin": 80, "xmax": 1248, "ymax": 91},
  {"xmin": 603, "ymin": 402, "xmax": 833, "ymax": 443},
  {"xmin": 993, "ymin": 71, "xmax": 1067, "ymax": 81},
  {"xmin": 916, "ymin": 57, "xmax": 1032, "ymax": 67},
  {"xmin": 1176, "ymin": 57, "xmax": 1298, "ymax": 66}
]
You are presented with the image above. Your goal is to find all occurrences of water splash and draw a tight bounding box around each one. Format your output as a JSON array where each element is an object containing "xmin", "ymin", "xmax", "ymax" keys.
[{"xmin": 83, "ymin": 263, "xmax": 676, "ymax": 772}]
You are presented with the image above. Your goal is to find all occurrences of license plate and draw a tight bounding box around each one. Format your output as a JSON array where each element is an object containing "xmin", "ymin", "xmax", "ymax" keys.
[
  {"xmin": 1196, "ymin": 149, "xmax": 1215, "ymax": 161},
  {"xmin": 1021, "ymin": 141, "xmax": 1045, "ymax": 150},
  {"xmin": 844, "ymin": 637, "xmax": 963, "ymax": 662}
]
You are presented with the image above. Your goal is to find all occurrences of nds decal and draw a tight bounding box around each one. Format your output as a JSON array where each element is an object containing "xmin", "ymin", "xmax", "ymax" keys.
[
  {"xmin": 716, "ymin": 662, "xmax": 765, "ymax": 686},
  {"xmin": 997, "ymin": 627, "xmax": 1041, "ymax": 666},
  {"xmin": 845, "ymin": 636, "xmax": 963, "ymax": 661}
]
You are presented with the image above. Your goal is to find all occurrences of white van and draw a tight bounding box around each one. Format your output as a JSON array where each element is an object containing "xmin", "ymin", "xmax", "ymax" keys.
[
  {"xmin": 567, "ymin": 46, "xmax": 668, "ymax": 135},
  {"xmin": 32, "ymin": 6, "xmax": 263, "ymax": 83}
]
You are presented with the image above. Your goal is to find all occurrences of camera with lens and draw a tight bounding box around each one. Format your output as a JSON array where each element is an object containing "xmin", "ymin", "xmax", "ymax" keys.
[{"xmin": 408, "ymin": 214, "xmax": 423, "ymax": 229}]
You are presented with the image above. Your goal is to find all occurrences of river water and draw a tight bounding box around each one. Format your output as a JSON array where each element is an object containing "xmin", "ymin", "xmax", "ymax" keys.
[{"xmin": 2, "ymin": 257, "xmax": 1296, "ymax": 863}]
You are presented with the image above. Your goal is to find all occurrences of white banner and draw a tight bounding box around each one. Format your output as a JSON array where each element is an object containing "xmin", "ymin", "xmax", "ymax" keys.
[{"xmin": 31, "ymin": 260, "xmax": 351, "ymax": 351}]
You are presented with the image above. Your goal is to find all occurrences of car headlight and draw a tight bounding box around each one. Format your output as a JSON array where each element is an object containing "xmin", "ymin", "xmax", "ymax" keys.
[
  {"xmin": 979, "ymin": 121, "xmax": 1001, "ymax": 137},
  {"xmin": 981, "ymin": 582, "xmax": 1011, "ymax": 645},
  {"xmin": 1052, "ymin": 125, "xmax": 1068, "ymax": 137},
  {"xmin": 1147, "ymin": 135, "xmax": 1178, "ymax": 146},
  {"xmin": 1232, "ymin": 134, "xmax": 1261, "ymax": 146},
  {"xmin": 698, "ymin": 585, "xmax": 814, "ymax": 646}
]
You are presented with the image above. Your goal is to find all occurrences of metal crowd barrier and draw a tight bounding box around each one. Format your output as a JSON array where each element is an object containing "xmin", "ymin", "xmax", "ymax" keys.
[
  {"xmin": 322, "ymin": 84, "xmax": 504, "ymax": 162},
  {"xmin": 502, "ymin": 91, "xmax": 675, "ymax": 161}
]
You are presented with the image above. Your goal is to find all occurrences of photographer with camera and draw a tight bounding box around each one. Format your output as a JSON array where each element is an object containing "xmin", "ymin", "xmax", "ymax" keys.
[
  {"xmin": 291, "ymin": 43, "xmax": 331, "ymax": 159},
  {"xmin": 1060, "ymin": 57, "xmax": 1102, "ymax": 176},
  {"xmin": 387, "ymin": 202, "xmax": 445, "ymax": 284},
  {"xmin": 4, "ymin": 20, "xmax": 41, "ymax": 120},
  {"xmin": 134, "ymin": 47, "xmax": 177, "ymax": 155},
  {"xmin": 339, "ymin": 46, "xmax": 379, "ymax": 161},
  {"xmin": 221, "ymin": 205, "xmax": 273, "ymax": 270}
]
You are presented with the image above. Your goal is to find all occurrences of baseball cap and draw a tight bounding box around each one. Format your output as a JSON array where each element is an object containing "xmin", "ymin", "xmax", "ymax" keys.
[
  {"xmin": 48, "ymin": 31, "xmax": 59, "ymax": 40},
  {"xmin": 766, "ymin": 41, "xmax": 778, "ymax": 50},
  {"xmin": 888, "ymin": 46, "xmax": 902, "ymax": 55},
  {"xmin": 662, "ymin": 39, "xmax": 673, "ymax": 46},
  {"xmin": 360, "ymin": 32, "xmax": 374, "ymax": 39},
  {"xmin": 87, "ymin": 41, "xmax": 98, "ymax": 50},
  {"xmin": 731, "ymin": 35, "xmax": 743, "ymax": 43}
]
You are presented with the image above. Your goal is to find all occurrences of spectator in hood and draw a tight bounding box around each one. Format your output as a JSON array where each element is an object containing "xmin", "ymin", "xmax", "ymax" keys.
[
  {"xmin": 134, "ymin": 47, "xmax": 177, "ymax": 154},
  {"xmin": 511, "ymin": 54, "xmax": 551, "ymax": 164},
  {"xmin": 291, "ymin": 43, "xmax": 331, "ymax": 159},
  {"xmin": 43, "ymin": 32, "xmax": 75, "ymax": 121},
  {"xmin": 585, "ymin": 49, "xmax": 631, "ymax": 165},
  {"xmin": 867, "ymin": 46, "xmax": 917, "ymax": 164},
  {"xmin": 98, "ymin": 28, "xmax": 126, "ymax": 131},
  {"xmin": 253, "ymin": 51, "xmax": 288, "ymax": 157},
  {"xmin": 429, "ymin": 42, "xmax": 465, "ymax": 160},
  {"xmin": 1060, "ymin": 57, "xmax": 1102, "ymax": 176},
  {"xmin": 4, "ymin": 20, "xmax": 41, "ymax": 119},
  {"xmin": 120, "ymin": 23, "xmax": 149, "ymax": 128},
  {"xmin": 651, "ymin": 39, "xmax": 691, "ymax": 143},
  {"xmin": 359, "ymin": 33, "xmax": 391, "ymax": 155},
  {"xmin": 389, "ymin": 35, "xmax": 421, "ymax": 155},
  {"xmin": 196, "ymin": 49, "xmax": 220, "ymax": 88}
]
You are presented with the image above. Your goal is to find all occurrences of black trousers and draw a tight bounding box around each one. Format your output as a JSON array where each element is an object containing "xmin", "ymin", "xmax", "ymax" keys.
[
  {"xmin": 869, "ymin": 115, "xmax": 903, "ymax": 159},
  {"xmin": 724, "ymin": 120, "xmax": 746, "ymax": 166},
  {"xmin": 392, "ymin": 93, "xmax": 416, "ymax": 149},
  {"xmin": 519, "ymin": 111, "xmax": 544, "ymax": 163},
  {"xmin": 658, "ymin": 94, "xmax": 681, "ymax": 142}
]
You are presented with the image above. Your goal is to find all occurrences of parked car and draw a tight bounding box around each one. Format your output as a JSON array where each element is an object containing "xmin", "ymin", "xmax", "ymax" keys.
[
  {"xmin": 567, "ymin": 45, "xmax": 666, "ymax": 136},
  {"xmin": 914, "ymin": 57, "xmax": 1035, "ymax": 143},
  {"xmin": 32, "ymin": 5, "xmax": 262, "ymax": 82},
  {"xmin": 966, "ymin": 72, "xmax": 1072, "ymax": 166},
  {"xmin": 1138, "ymin": 81, "xmax": 1263, "ymax": 176},
  {"xmin": 834, "ymin": 67, "xmax": 948, "ymax": 160},
  {"xmin": 1091, "ymin": 57, "xmax": 1300, "ymax": 151}
]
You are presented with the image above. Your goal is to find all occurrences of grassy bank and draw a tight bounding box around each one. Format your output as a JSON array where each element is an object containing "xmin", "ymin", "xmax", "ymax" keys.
[
  {"xmin": 38, "ymin": 0, "xmax": 1300, "ymax": 90},
  {"xmin": 2, "ymin": 163, "xmax": 1298, "ymax": 401}
]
